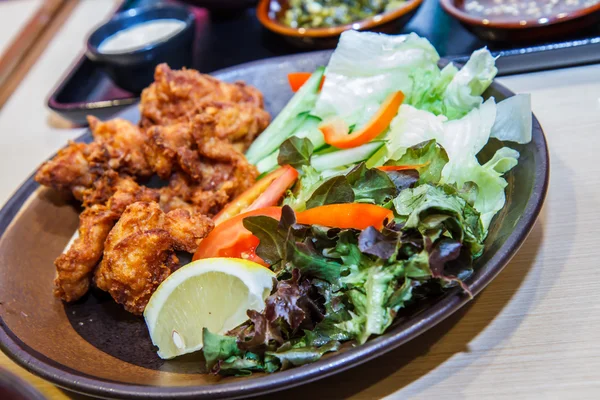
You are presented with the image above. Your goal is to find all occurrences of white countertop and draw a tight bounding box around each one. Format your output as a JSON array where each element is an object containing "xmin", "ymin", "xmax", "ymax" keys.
[
  {"xmin": 1, "ymin": 0, "xmax": 600, "ymax": 399},
  {"xmin": 0, "ymin": 0, "xmax": 43, "ymax": 56}
]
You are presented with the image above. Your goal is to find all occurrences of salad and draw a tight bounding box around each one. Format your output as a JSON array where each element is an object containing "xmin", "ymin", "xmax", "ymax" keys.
[{"xmin": 144, "ymin": 30, "xmax": 532, "ymax": 376}]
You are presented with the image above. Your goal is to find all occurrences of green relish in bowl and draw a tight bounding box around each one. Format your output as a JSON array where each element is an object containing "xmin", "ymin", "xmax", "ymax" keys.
[{"xmin": 282, "ymin": 0, "xmax": 407, "ymax": 28}]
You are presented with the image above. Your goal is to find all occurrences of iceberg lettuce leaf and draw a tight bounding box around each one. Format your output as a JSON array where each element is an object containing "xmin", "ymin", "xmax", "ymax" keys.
[
  {"xmin": 380, "ymin": 96, "xmax": 528, "ymax": 229},
  {"xmin": 406, "ymin": 48, "xmax": 497, "ymax": 120},
  {"xmin": 441, "ymin": 48, "xmax": 498, "ymax": 120},
  {"xmin": 314, "ymin": 31, "xmax": 440, "ymax": 127},
  {"xmin": 490, "ymin": 94, "xmax": 532, "ymax": 144}
]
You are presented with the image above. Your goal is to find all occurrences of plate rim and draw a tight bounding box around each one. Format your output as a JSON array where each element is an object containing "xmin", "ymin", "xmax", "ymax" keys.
[{"xmin": 0, "ymin": 51, "xmax": 550, "ymax": 399}]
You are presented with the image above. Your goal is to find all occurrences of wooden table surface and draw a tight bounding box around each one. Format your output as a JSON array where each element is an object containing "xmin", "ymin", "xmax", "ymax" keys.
[{"xmin": 1, "ymin": 1, "xmax": 600, "ymax": 399}]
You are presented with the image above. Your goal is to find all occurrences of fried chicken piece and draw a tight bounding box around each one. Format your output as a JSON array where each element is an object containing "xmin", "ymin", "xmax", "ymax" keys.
[
  {"xmin": 40, "ymin": 64, "xmax": 267, "ymax": 308},
  {"xmin": 144, "ymin": 112, "xmax": 265, "ymax": 180},
  {"xmin": 157, "ymin": 172, "xmax": 203, "ymax": 213},
  {"xmin": 80, "ymin": 170, "xmax": 157, "ymax": 208},
  {"xmin": 53, "ymin": 205, "xmax": 116, "ymax": 302},
  {"xmin": 35, "ymin": 142, "xmax": 100, "ymax": 201},
  {"xmin": 139, "ymin": 63, "xmax": 269, "ymax": 133},
  {"xmin": 158, "ymin": 172, "xmax": 230, "ymax": 216},
  {"xmin": 94, "ymin": 201, "xmax": 214, "ymax": 314},
  {"xmin": 87, "ymin": 116, "xmax": 152, "ymax": 177},
  {"xmin": 191, "ymin": 113, "xmax": 258, "ymax": 196},
  {"xmin": 144, "ymin": 122, "xmax": 202, "ymax": 180},
  {"xmin": 54, "ymin": 173, "xmax": 159, "ymax": 302},
  {"xmin": 201, "ymin": 101, "xmax": 270, "ymax": 151},
  {"xmin": 35, "ymin": 117, "xmax": 151, "ymax": 200},
  {"xmin": 153, "ymin": 115, "xmax": 259, "ymax": 216},
  {"xmin": 143, "ymin": 98, "xmax": 269, "ymax": 179}
]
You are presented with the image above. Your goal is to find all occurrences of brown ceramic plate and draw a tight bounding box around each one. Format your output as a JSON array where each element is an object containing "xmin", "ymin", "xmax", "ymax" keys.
[
  {"xmin": 0, "ymin": 51, "xmax": 549, "ymax": 399},
  {"xmin": 256, "ymin": 0, "xmax": 423, "ymax": 48},
  {"xmin": 440, "ymin": 0, "xmax": 600, "ymax": 42}
]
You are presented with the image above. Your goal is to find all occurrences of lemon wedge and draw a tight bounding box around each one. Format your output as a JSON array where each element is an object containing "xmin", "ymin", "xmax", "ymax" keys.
[{"xmin": 143, "ymin": 258, "xmax": 275, "ymax": 359}]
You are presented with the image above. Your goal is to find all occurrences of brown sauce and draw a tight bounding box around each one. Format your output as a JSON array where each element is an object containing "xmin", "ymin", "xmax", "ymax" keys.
[{"xmin": 461, "ymin": 0, "xmax": 600, "ymax": 22}]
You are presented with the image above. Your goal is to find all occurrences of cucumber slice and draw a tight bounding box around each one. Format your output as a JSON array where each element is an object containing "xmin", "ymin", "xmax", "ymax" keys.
[
  {"xmin": 294, "ymin": 116, "xmax": 325, "ymax": 150},
  {"xmin": 256, "ymin": 151, "xmax": 278, "ymax": 174},
  {"xmin": 255, "ymin": 115, "xmax": 325, "ymax": 174},
  {"xmin": 311, "ymin": 141, "xmax": 385, "ymax": 172},
  {"xmin": 365, "ymin": 144, "xmax": 389, "ymax": 168},
  {"xmin": 246, "ymin": 67, "xmax": 325, "ymax": 164}
]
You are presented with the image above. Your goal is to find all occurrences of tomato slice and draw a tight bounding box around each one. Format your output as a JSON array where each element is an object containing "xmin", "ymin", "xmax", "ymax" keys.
[
  {"xmin": 288, "ymin": 72, "xmax": 325, "ymax": 92},
  {"xmin": 320, "ymin": 91, "xmax": 404, "ymax": 149},
  {"xmin": 296, "ymin": 204, "xmax": 394, "ymax": 230},
  {"xmin": 193, "ymin": 207, "xmax": 282, "ymax": 266},
  {"xmin": 212, "ymin": 166, "xmax": 297, "ymax": 225}
]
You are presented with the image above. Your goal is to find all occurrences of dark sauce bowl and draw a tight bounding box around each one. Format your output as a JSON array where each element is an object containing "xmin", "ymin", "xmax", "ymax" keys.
[{"xmin": 86, "ymin": 4, "xmax": 195, "ymax": 94}]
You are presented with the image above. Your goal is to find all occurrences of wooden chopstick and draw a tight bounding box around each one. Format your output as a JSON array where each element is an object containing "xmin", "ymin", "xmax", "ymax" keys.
[{"xmin": 0, "ymin": 0, "xmax": 69, "ymax": 106}]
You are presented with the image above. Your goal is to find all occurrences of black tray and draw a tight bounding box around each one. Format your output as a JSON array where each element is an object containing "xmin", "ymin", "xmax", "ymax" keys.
[{"xmin": 47, "ymin": 0, "xmax": 600, "ymax": 125}]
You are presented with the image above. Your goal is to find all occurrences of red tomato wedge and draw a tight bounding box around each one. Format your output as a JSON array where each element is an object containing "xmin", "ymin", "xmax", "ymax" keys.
[
  {"xmin": 376, "ymin": 162, "xmax": 430, "ymax": 172},
  {"xmin": 212, "ymin": 165, "xmax": 298, "ymax": 225},
  {"xmin": 296, "ymin": 204, "xmax": 394, "ymax": 231},
  {"xmin": 193, "ymin": 207, "xmax": 283, "ymax": 266},
  {"xmin": 320, "ymin": 91, "xmax": 405, "ymax": 149},
  {"xmin": 288, "ymin": 72, "xmax": 325, "ymax": 92}
]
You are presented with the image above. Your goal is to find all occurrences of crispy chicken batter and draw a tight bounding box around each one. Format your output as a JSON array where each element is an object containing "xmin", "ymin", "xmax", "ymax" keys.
[
  {"xmin": 153, "ymin": 114, "xmax": 259, "ymax": 216},
  {"xmin": 139, "ymin": 63, "xmax": 269, "ymax": 137},
  {"xmin": 54, "ymin": 173, "xmax": 159, "ymax": 301},
  {"xmin": 54, "ymin": 205, "xmax": 115, "ymax": 302},
  {"xmin": 87, "ymin": 116, "xmax": 151, "ymax": 177},
  {"xmin": 81, "ymin": 170, "xmax": 159, "ymax": 209},
  {"xmin": 35, "ymin": 141, "xmax": 98, "ymax": 201},
  {"xmin": 94, "ymin": 202, "xmax": 213, "ymax": 314},
  {"xmin": 144, "ymin": 122, "xmax": 200, "ymax": 180},
  {"xmin": 191, "ymin": 114, "xmax": 258, "ymax": 196},
  {"xmin": 37, "ymin": 64, "xmax": 267, "ymax": 312},
  {"xmin": 35, "ymin": 117, "xmax": 150, "ymax": 200},
  {"xmin": 145, "ymin": 114, "xmax": 259, "ymax": 186},
  {"xmin": 199, "ymin": 100, "xmax": 270, "ymax": 151},
  {"xmin": 159, "ymin": 172, "xmax": 230, "ymax": 216}
]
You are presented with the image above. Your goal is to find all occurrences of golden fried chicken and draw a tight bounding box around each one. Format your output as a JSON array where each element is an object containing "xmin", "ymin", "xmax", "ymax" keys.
[
  {"xmin": 139, "ymin": 63, "xmax": 269, "ymax": 138},
  {"xmin": 191, "ymin": 114, "xmax": 258, "ymax": 195},
  {"xmin": 54, "ymin": 173, "xmax": 159, "ymax": 302},
  {"xmin": 37, "ymin": 64, "xmax": 266, "ymax": 310},
  {"xmin": 158, "ymin": 172, "xmax": 229, "ymax": 216},
  {"xmin": 151, "ymin": 114, "xmax": 259, "ymax": 216},
  {"xmin": 35, "ymin": 141, "xmax": 99, "ymax": 201},
  {"xmin": 35, "ymin": 117, "xmax": 151, "ymax": 200},
  {"xmin": 144, "ymin": 122, "xmax": 201, "ymax": 180},
  {"xmin": 201, "ymin": 101, "xmax": 270, "ymax": 151},
  {"xmin": 144, "ymin": 108, "xmax": 263, "ymax": 175},
  {"xmin": 53, "ymin": 205, "xmax": 116, "ymax": 302},
  {"xmin": 87, "ymin": 116, "xmax": 151, "ymax": 177},
  {"xmin": 94, "ymin": 201, "xmax": 214, "ymax": 314},
  {"xmin": 81, "ymin": 171, "xmax": 159, "ymax": 209}
]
